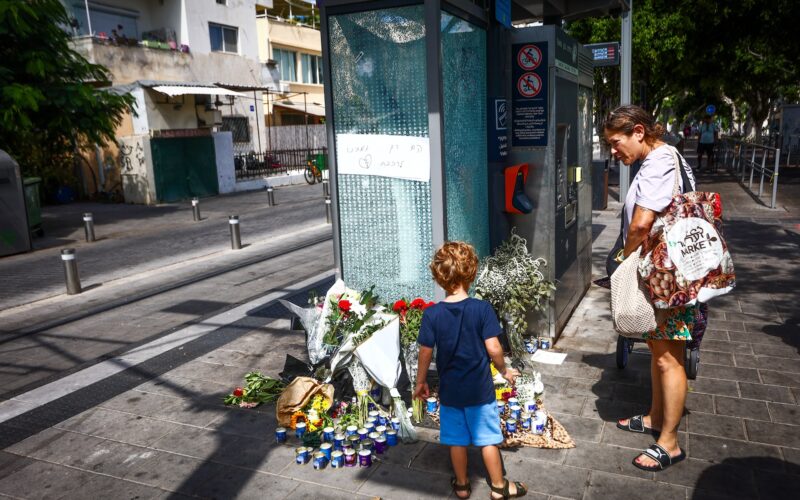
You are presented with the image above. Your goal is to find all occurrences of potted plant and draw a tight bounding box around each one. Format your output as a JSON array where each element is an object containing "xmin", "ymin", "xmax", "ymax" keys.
[{"xmin": 475, "ymin": 229, "xmax": 555, "ymax": 363}]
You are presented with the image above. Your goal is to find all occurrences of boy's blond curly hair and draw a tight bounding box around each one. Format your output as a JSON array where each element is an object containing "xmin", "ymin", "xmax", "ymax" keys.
[{"xmin": 430, "ymin": 241, "xmax": 478, "ymax": 294}]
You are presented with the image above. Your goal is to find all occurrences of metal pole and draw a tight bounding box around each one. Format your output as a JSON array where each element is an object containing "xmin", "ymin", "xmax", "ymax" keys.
[
  {"xmin": 266, "ymin": 89, "xmax": 272, "ymax": 153},
  {"xmin": 267, "ymin": 186, "xmax": 275, "ymax": 206},
  {"xmin": 254, "ymin": 90, "xmax": 262, "ymax": 156},
  {"xmin": 619, "ymin": 0, "xmax": 633, "ymax": 201},
  {"xmin": 61, "ymin": 248, "xmax": 82, "ymax": 295},
  {"xmin": 83, "ymin": 213, "xmax": 95, "ymax": 242},
  {"xmin": 758, "ymin": 150, "xmax": 767, "ymax": 197},
  {"xmin": 192, "ymin": 197, "xmax": 201, "ymax": 221},
  {"xmin": 772, "ymin": 149, "xmax": 780, "ymax": 209},
  {"xmin": 325, "ymin": 195, "xmax": 332, "ymax": 224},
  {"xmin": 749, "ymin": 148, "xmax": 757, "ymax": 188},
  {"xmin": 84, "ymin": 0, "xmax": 93, "ymax": 36},
  {"xmin": 229, "ymin": 216, "xmax": 242, "ymax": 250},
  {"xmin": 322, "ymin": 179, "xmax": 329, "ymax": 197},
  {"xmin": 304, "ymin": 92, "xmax": 310, "ymax": 151}
]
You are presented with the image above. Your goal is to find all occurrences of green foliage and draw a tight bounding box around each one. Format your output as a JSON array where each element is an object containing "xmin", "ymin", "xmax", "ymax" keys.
[
  {"xmin": 567, "ymin": 0, "xmax": 800, "ymax": 139},
  {"xmin": 0, "ymin": 0, "xmax": 134, "ymax": 191},
  {"xmin": 474, "ymin": 230, "xmax": 556, "ymax": 361},
  {"xmin": 223, "ymin": 372, "xmax": 286, "ymax": 406}
]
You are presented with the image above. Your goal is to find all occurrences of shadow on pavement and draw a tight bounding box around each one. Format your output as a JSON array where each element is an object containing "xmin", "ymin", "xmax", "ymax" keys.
[{"xmin": 691, "ymin": 457, "xmax": 800, "ymax": 500}]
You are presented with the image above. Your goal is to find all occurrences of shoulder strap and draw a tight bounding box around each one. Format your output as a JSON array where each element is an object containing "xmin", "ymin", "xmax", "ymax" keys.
[{"xmin": 669, "ymin": 146, "xmax": 694, "ymax": 195}]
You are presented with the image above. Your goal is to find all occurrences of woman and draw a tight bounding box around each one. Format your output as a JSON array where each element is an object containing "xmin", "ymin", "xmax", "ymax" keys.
[{"xmin": 604, "ymin": 105, "xmax": 705, "ymax": 472}]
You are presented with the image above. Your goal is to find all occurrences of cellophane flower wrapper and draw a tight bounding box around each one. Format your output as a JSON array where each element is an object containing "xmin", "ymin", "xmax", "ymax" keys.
[
  {"xmin": 514, "ymin": 371, "xmax": 544, "ymax": 403},
  {"xmin": 348, "ymin": 359, "xmax": 374, "ymax": 427},
  {"xmin": 355, "ymin": 316, "xmax": 417, "ymax": 443},
  {"xmin": 303, "ymin": 279, "xmax": 349, "ymax": 365},
  {"xmin": 402, "ymin": 344, "xmax": 424, "ymax": 423},
  {"xmin": 279, "ymin": 299, "xmax": 323, "ymax": 357}
]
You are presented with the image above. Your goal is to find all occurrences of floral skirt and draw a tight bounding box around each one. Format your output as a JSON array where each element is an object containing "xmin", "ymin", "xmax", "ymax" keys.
[{"xmin": 643, "ymin": 304, "xmax": 708, "ymax": 342}]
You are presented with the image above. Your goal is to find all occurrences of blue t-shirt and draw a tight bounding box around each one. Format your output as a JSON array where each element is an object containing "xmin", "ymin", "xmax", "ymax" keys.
[{"xmin": 417, "ymin": 298, "xmax": 502, "ymax": 408}]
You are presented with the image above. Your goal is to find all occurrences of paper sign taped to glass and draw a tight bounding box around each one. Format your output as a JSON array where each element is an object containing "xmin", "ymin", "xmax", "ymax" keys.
[
  {"xmin": 335, "ymin": 133, "xmax": 430, "ymax": 182},
  {"xmin": 639, "ymin": 191, "xmax": 736, "ymax": 309}
]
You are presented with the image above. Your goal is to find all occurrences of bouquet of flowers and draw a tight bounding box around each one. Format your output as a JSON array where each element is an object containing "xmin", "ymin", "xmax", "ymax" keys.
[
  {"xmin": 393, "ymin": 298, "xmax": 433, "ymax": 423},
  {"xmin": 322, "ymin": 286, "xmax": 379, "ymax": 351},
  {"xmin": 223, "ymin": 372, "xmax": 286, "ymax": 408}
]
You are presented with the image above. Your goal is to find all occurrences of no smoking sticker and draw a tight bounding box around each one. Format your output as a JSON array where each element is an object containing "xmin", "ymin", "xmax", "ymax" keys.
[
  {"xmin": 517, "ymin": 72, "xmax": 542, "ymax": 98},
  {"xmin": 517, "ymin": 45, "xmax": 543, "ymax": 70}
]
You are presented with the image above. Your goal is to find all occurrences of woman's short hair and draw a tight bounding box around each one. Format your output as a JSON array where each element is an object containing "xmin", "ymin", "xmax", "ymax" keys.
[
  {"xmin": 603, "ymin": 104, "xmax": 664, "ymax": 144},
  {"xmin": 430, "ymin": 241, "xmax": 479, "ymax": 294}
]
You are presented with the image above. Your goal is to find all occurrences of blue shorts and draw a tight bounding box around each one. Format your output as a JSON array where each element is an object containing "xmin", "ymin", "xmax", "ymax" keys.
[{"xmin": 439, "ymin": 401, "xmax": 503, "ymax": 447}]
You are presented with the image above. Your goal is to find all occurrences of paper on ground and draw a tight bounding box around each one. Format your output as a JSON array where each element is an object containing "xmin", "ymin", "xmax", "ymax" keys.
[{"xmin": 530, "ymin": 350, "xmax": 567, "ymax": 365}]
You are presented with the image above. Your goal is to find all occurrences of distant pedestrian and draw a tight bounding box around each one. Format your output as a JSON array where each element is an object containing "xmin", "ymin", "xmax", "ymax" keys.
[
  {"xmin": 415, "ymin": 242, "xmax": 527, "ymax": 499},
  {"xmin": 604, "ymin": 105, "xmax": 707, "ymax": 472},
  {"xmin": 697, "ymin": 115, "xmax": 718, "ymax": 170},
  {"xmin": 683, "ymin": 124, "xmax": 691, "ymax": 139}
]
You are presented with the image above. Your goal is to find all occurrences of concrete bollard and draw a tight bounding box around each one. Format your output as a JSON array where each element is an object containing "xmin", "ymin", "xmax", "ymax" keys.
[
  {"xmin": 229, "ymin": 215, "xmax": 242, "ymax": 250},
  {"xmin": 83, "ymin": 213, "xmax": 95, "ymax": 242},
  {"xmin": 322, "ymin": 179, "xmax": 329, "ymax": 197},
  {"xmin": 61, "ymin": 248, "xmax": 82, "ymax": 295},
  {"xmin": 325, "ymin": 196, "xmax": 332, "ymax": 224},
  {"xmin": 267, "ymin": 186, "xmax": 275, "ymax": 207},
  {"xmin": 192, "ymin": 197, "xmax": 201, "ymax": 221}
]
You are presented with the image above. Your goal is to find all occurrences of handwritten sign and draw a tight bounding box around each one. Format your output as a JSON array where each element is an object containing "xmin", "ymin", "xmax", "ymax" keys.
[{"xmin": 335, "ymin": 134, "xmax": 430, "ymax": 182}]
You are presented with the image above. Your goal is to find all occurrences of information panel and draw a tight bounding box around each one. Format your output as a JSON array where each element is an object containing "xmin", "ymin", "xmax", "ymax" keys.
[{"xmin": 511, "ymin": 42, "xmax": 548, "ymax": 147}]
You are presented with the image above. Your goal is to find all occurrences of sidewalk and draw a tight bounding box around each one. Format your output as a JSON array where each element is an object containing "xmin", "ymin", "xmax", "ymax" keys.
[{"xmin": 0, "ymin": 159, "xmax": 797, "ymax": 499}]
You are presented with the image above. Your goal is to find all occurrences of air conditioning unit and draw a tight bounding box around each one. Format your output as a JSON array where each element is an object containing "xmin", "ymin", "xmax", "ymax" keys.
[{"xmin": 209, "ymin": 109, "xmax": 222, "ymax": 125}]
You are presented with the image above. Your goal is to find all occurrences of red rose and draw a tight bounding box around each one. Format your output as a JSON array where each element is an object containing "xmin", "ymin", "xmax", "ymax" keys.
[
  {"xmin": 422, "ymin": 301, "xmax": 435, "ymax": 310},
  {"xmin": 233, "ymin": 387, "xmax": 244, "ymax": 397},
  {"xmin": 338, "ymin": 299, "xmax": 351, "ymax": 312},
  {"xmin": 409, "ymin": 298, "xmax": 426, "ymax": 309},
  {"xmin": 392, "ymin": 299, "xmax": 408, "ymax": 313}
]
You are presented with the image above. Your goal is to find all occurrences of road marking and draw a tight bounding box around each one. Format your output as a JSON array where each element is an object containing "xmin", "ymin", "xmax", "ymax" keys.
[{"xmin": 0, "ymin": 270, "xmax": 336, "ymax": 424}]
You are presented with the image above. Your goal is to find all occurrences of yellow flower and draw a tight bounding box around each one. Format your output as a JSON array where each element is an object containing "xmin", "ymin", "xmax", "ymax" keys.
[
  {"xmin": 495, "ymin": 387, "xmax": 512, "ymax": 401},
  {"xmin": 290, "ymin": 411, "xmax": 306, "ymax": 430},
  {"xmin": 490, "ymin": 362, "xmax": 499, "ymax": 377}
]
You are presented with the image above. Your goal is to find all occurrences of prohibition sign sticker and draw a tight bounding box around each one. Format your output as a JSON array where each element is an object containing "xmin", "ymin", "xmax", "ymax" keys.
[
  {"xmin": 517, "ymin": 72, "xmax": 542, "ymax": 98},
  {"xmin": 517, "ymin": 44, "xmax": 543, "ymax": 70}
]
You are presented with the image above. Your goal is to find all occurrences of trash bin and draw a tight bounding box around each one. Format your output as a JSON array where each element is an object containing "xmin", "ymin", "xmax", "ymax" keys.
[
  {"xmin": 591, "ymin": 160, "xmax": 608, "ymax": 210},
  {"xmin": 23, "ymin": 177, "xmax": 43, "ymax": 236},
  {"xmin": 0, "ymin": 150, "xmax": 33, "ymax": 255}
]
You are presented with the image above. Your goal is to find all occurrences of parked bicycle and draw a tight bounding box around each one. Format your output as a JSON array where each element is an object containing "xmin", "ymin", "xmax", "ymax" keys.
[{"xmin": 304, "ymin": 153, "xmax": 326, "ymax": 185}]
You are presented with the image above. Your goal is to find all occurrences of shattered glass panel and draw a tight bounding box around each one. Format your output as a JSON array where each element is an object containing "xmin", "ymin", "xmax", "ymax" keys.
[
  {"xmin": 441, "ymin": 12, "xmax": 489, "ymax": 257},
  {"xmin": 329, "ymin": 5, "xmax": 434, "ymax": 301}
]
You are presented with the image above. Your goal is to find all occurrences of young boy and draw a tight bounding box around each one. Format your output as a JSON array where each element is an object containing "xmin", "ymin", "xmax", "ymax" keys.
[{"xmin": 415, "ymin": 241, "xmax": 528, "ymax": 500}]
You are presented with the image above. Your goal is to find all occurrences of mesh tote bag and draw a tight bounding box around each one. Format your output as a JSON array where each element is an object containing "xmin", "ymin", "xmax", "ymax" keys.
[{"xmin": 611, "ymin": 246, "xmax": 658, "ymax": 336}]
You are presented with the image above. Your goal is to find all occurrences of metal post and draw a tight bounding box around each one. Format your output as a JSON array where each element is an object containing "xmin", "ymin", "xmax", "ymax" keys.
[
  {"xmin": 325, "ymin": 195, "xmax": 332, "ymax": 224},
  {"xmin": 267, "ymin": 186, "xmax": 275, "ymax": 206},
  {"xmin": 772, "ymin": 149, "xmax": 780, "ymax": 209},
  {"xmin": 749, "ymin": 148, "xmax": 757, "ymax": 188},
  {"xmin": 619, "ymin": 0, "xmax": 633, "ymax": 201},
  {"xmin": 322, "ymin": 179, "xmax": 329, "ymax": 197},
  {"xmin": 192, "ymin": 197, "xmax": 201, "ymax": 221},
  {"xmin": 61, "ymin": 248, "xmax": 82, "ymax": 295},
  {"xmin": 229, "ymin": 216, "xmax": 242, "ymax": 250},
  {"xmin": 83, "ymin": 213, "xmax": 95, "ymax": 242},
  {"xmin": 758, "ymin": 150, "xmax": 767, "ymax": 197}
]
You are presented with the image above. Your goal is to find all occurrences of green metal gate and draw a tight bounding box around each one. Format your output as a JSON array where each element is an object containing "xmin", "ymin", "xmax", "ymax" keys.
[{"xmin": 151, "ymin": 136, "xmax": 219, "ymax": 202}]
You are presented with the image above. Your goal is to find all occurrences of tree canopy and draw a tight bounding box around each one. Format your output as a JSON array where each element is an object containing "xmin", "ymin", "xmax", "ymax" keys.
[
  {"xmin": 0, "ymin": 0, "xmax": 134, "ymax": 193},
  {"xmin": 567, "ymin": 0, "xmax": 800, "ymax": 140}
]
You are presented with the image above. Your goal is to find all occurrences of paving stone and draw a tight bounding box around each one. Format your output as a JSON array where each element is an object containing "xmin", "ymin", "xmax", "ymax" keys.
[
  {"xmin": 564, "ymin": 378, "xmax": 614, "ymax": 399},
  {"xmin": 753, "ymin": 469, "xmax": 800, "ymax": 500},
  {"xmin": 502, "ymin": 456, "xmax": 589, "ymax": 499},
  {"xmin": 745, "ymin": 420, "xmax": 800, "ymax": 449},
  {"xmin": 583, "ymin": 470, "xmax": 685, "ymax": 500},
  {"xmin": 733, "ymin": 353, "xmax": 758, "ymax": 368},
  {"xmin": 125, "ymin": 450, "xmax": 210, "ymax": 496},
  {"xmin": 657, "ymin": 457, "xmax": 757, "ymax": 498},
  {"xmin": 512, "ymin": 443, "xmax": 569, "ymax": 465},
  {"xmin": 54, "ymin": 407, "xmax": 179, "ymax": 447},
  {"xmin": 372, "ymin": 439, "xmax": 427, "ymax": 469},
  {"xmin": 767, "ymin": 402, "xmax": 800, "ymax": 425},
  {"xmin": 687, "ymin": 433, "xmax": 783, "ymax": 470},
  {"xmin": 702, "ymin": 329, "xmax": 730, "ymax": 341},
  {"xmin": 549, "ymin": 413, "xmax": 603, "ymax": 443},
  {"xmin": 150, "ymin": 424, "xmax": 236, "ymax": 461},
  {"xmin": 759, "ymin": 370, "xmax": 800, "ymax": 389},
  {"xmin": 100, "ymin": 390, "xmax": 222, "ymax": 427},
  {"xmin": 200, "ymin": 464, "xmax": 301, "ymax": 500},
  {"xmin": 285, "ymin": 482, "xmax": 373, "ymax": 500},
  {"xmin": 407, "ymin": 441, "xmax": 485, "ymax": 477},
  {"xmin": 356, "ymin": 462, "xmax": 452, "ymax": 499},
  {"xmin": 751, "ymin": 343, "xmax": 800, "ymax": 359},
  {"xmin": 611, "ymin": 384, "xmax": 652, "ymax": 405},
  {"xmin": 728, "ymin": 331, "xmax": 790, "ymax": 346},
  {"xmin": 714, "ymin": 396, "xmax": 770, "ymax": 421},
  {"xmin": 5, "ymin": 427, "xmax": 106, "ymax": 466},
  {"xmin": 564, "ymin": 441, "xmax": 651, "ymax": 479},
  {"xmin": 0, "ymin": 459, "xmax": 91, "ymax": 499},
  {"xmin": 709, "ymin": 320, "xmax": 745, "ymax": 332},
  {"xmin": 544, "ymin": 394, "xmax": 586, "ymax": 416},
  {"xmin": 687, "ymin": 412, "xmax": 746, "ymax": 440},
  {"xmin": 782, "ymin": 446, "xmax": 800, "ymax": 476},
  {"xmin": 739, "ymin": 382, "xmax": 796, "ymax": 403},
  {"xmin": 696, "ymin": 364, "xmax": 761, "ymax": 383},
  {"xmin": 700, "ymin": 351, "xmax": 734, "ymax": 366},
  {"xmin": 204, "ymin": 406, "xmax": 278, "ymax": 439},
  {"xmin": 700, "ymin": 340, "xmax": 753, "ymax": 355},
  {"xmin": 581, "ymin": 398, "xmax": 649, "ymax": 423},
  {"xmin": 755, "ymin": 356, "xmax": 800, "ymax": 374},
  {"xmin": 466, "ymin": 480, "xmax": 550, "ymax": 500},
  {"xmin": 688, "ymin": 378, "xmax": 740, "ymax": 398},
  {"xmin": 685, "ymin": 392, "xmax": 714, "ymax": 414}
]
